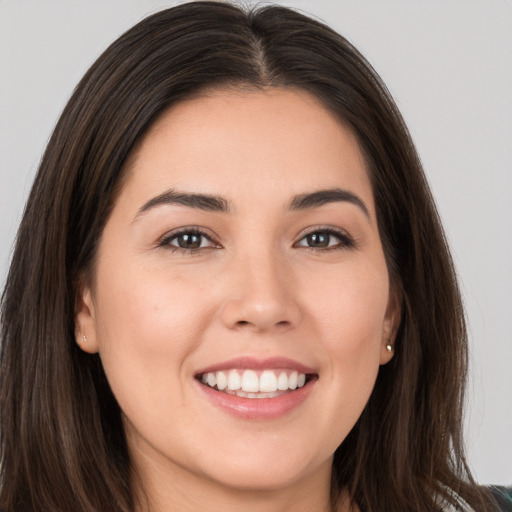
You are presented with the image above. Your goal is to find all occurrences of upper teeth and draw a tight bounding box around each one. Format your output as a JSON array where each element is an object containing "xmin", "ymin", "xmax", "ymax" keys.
[{"xmin": 200, "ymin": 369, "xmax": 307, "ymax": 393}]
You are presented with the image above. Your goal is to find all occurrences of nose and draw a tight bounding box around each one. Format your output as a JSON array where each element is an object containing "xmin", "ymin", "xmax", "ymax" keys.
[{"xmin": 220, "ymin": 250, "xmax": 302, "ymax": 333}]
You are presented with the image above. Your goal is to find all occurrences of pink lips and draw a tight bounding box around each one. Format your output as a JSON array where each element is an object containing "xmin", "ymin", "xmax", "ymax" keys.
[
  {"xmin": 195, "ymin": 356, "xmax": 317, "ymax": 420},
  {"xmin": 195, "ymin": 356, "xmax": 316, "ymax": 376}
]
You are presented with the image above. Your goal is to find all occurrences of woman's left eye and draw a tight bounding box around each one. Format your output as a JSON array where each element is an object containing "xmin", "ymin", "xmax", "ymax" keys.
[
  {"xmin": 160, "ymin": 230, "xmax": 217, "ymax": 251},
  {"xmin": 295, "ymin": 229, "xmax": 353, "ymax": 250}
]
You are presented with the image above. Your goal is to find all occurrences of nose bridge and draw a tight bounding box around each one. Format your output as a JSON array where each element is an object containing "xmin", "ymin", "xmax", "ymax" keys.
[
  {"xmin": 244, "ymin": 247, "xmax": 287, "ymax": 303},
  {"xmin": 221, "ymin": 242, "xmax": 301, "ymax": 332}
]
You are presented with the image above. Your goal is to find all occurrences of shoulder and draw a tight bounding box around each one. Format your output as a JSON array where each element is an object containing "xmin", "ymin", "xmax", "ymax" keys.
[
  {"xmin": 441, "ymin": 486, "xmax": 512, "ymax": 512},
  {"xmin": 488, "ymin": 486, "xmax": 512, "ymax": 512},
  {"xmin": 440, "ymin": 493, "xmax": 473, "ymax": 512}
]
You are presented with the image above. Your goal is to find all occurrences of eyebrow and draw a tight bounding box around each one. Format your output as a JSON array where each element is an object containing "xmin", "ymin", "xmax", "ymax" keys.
[
  {"xmin": 134, "ymin": 187, "xmax": 369, "ymax": 220},
  {"xmin": 135, "ymin": 189, "xmax": 231, "ymax": 220},
  {"xmin": 289, "ymin": 188, "xmax": 370, "ymax": 218}
]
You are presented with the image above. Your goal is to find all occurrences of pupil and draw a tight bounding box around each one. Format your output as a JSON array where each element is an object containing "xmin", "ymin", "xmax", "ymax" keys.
[
  {"xmin": 308, "ymin": 233, "xmax": 329, "ymax": 247},
  {"xmin": 179, "ymin": 233, "xmax": 201, "ymax": 249}
]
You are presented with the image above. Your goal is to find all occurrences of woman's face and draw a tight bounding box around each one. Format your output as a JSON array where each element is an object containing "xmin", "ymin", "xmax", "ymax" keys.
[{"xmin": 77, "ymin": 88, "xmax": 396, "ymax": 499}]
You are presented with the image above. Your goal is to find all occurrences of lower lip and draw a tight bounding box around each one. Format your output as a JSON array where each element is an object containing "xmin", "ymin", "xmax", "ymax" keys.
[{"xmin": 196, "ymin": 379, "xmax": 316, "ymax": 420}]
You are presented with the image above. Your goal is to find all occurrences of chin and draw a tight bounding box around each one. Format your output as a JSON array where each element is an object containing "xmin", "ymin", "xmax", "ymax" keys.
[
  {"xmin": 194, "ymin": 447, "xmax": 330, "ymax": 493},
  {"xmin": 206, "ymin": 467, "xmax": 306, "ymax": 493}
]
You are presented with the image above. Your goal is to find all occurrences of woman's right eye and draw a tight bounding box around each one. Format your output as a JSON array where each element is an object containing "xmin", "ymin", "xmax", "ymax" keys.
[{"xmin": 159, "ymin": 230, "xmax": 218, "ymax": 252}]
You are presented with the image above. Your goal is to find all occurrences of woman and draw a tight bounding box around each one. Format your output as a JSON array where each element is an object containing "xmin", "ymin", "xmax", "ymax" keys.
[{"xmin": 0, "ymin": 2, "xmax": 504, "ymax": 511}]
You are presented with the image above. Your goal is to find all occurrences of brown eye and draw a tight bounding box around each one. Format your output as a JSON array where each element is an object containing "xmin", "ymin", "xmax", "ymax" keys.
[
  {"xmin": 305, "ymin": 232, "xmax": 331, "ymax": 248},
  {"xmin": 160, "ymin": 230, "xmax": 217, "ymax": 251},
  {"xmin": 175, "ymin": 233, "xmax": 203, "ymax": 249},
  {"xmin": 295, "ymin": 229, "xmax": 354, "ymax": 250}
]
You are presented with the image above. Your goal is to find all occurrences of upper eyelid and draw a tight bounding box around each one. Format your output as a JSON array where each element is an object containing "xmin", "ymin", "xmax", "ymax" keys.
[
  {"xmin": 159, "ymin": 227, "xmax": 220, "ymax": 247},
  {"xmin": 296, "ymin": 225, "xmax": 351, "ymax": 240},
  {"xmin": 161, "ymin": 226, "xmax": 216, "ymax": 238}
]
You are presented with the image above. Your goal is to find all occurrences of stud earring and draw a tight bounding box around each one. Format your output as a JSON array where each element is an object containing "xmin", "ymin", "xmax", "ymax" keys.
[
  {"xmin": 386, "ymin": 343, "xmax": 393, "ymax": 353},
  {"xmin": 81, "ymin": 334, "xmax": 88, "ymax": 343}
]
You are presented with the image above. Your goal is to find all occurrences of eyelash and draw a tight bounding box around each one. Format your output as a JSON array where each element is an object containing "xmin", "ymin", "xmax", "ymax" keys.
[
  {"xmin": 158, "ymin": 226, "xmax": 355, "ymax": 254},
  {"xmin": 159, "ymin": 228, "xmax": 219, "ymax": 254},
  {"xmin": 294, "ymin": 227, "xmax": 355, "ymax": 251}
]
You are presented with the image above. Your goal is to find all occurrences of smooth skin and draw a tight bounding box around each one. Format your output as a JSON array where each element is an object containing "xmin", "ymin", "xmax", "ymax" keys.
[{"xmin": 76, "ymin": 88, "xmax": 398, "ymax": 512}]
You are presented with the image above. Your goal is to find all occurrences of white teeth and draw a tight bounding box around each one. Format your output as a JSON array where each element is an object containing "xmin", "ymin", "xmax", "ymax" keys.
[
  {"xmin": 259, "ymin": 370, "xmax": 278, "ymax": 392},
  {"xmin": 241, "ymin": 369, "xmax": 259, "ymax": 392},
  {"xmin": 216, "ymin": 371, "xmax": 227, "ymax": 390},
  {"xmin": 288, "ymin": 371, "xmax": 298, "ymax": 390},
  {"xmin": 277, "ymin": 371, "xmax": 289, "ymax": 391},
  {"xmin": 207, "ymin": 372, "xmax": 216, "ymax": 388},
  {"xmin": 227, "ymin": 369, "xmax": 241, "ymax": 390},
  {"xmin": 224, "ymin": 389, "xmax": 282, "ymax": 399},
  {"xmin": 201, "ymin": 368, "xmax": 310, "ymax": 396}
]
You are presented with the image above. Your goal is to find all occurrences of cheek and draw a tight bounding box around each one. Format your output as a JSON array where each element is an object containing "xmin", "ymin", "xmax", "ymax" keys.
[
  {"xmin": 92, "ymin": 262, "xmax": 217, "ymax": 405},
  {"xmin": 308, "ymin": 261, "xmax": 389, "ymax": 347},
  {"xmin": 304, "ymin": 258, "xmax": 389, "ymax": 402},
  {"xmin": 97, "ymin": 262, "xmax": 212, "ymax": 345},
  {"xmin": 285, "ymin": 264, "xmax": 389, "ymax": 459}
]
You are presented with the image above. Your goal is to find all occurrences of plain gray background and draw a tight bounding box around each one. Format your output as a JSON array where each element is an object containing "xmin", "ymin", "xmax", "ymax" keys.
[{"xmin": 1, "ymin": 0, "xmax": 510, "ymax": 485}]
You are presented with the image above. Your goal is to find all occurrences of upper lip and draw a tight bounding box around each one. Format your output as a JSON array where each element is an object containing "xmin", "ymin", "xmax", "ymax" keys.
[{"xmin": 195, "ymin": 356, "xmax": 317, "ymax": 376}]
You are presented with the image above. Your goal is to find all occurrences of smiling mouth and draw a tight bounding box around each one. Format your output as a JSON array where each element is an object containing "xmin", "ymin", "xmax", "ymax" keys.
[{"xmin": 197, "ymin": 369, "xmax": 316, "ymax": 399}]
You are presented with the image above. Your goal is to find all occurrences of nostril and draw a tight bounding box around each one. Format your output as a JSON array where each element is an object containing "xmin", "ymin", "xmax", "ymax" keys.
[{"xmin": 235, "ymin": 319, "xmax": 290, "ymax": 328}]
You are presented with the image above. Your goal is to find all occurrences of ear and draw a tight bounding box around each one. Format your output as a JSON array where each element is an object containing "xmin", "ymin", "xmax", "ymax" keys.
[
  {"xmin": 75, "ymin": 285, "xmax": 100, "ymax": 354},
  {"xmin": 379, "ymin": 285, "xmax": 401, "ymax": 365}
]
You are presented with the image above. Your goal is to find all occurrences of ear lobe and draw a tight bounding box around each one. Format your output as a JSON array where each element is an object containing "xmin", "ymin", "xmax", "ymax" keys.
[
  {"xmin": 75, "ymin": 287, "xmax": 100, "ymax": 354},
  {"xmin": 380, "ymin": 337, "xmax": 395, "ymax": 365},
  {"xmin": 380, "ymin": 286, "xmax": 401, "ymax": 365}
]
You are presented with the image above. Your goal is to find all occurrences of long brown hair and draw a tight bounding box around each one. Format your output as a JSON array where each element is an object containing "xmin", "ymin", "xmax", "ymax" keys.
[{"xmin": 0, "ymin": 2, "xmax": 496, "ymax": 511}]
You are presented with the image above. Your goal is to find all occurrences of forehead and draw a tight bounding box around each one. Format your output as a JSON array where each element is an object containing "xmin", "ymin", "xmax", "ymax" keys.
[{"xmin": 121, "ymin": 88, "xmax": 374, "ymax": 214}]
